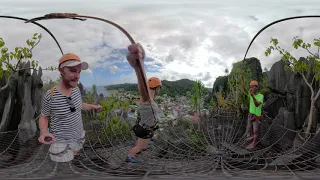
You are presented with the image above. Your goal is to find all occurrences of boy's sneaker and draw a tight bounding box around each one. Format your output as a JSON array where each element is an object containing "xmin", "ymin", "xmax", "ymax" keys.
[{"xmin": 125, "ymin": 157, "xmax": 143, "ymax": 163}]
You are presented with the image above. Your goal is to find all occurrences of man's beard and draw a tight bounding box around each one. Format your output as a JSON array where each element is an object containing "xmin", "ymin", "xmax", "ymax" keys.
[{"xmin": 63, "ymin": 78, "xmax": 78, "ymax": 88}]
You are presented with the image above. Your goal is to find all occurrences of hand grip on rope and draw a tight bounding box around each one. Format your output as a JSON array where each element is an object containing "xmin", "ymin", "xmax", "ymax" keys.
[{"xmin": 44, "ymin": 136, "xmax": 52, "ymax": 142}]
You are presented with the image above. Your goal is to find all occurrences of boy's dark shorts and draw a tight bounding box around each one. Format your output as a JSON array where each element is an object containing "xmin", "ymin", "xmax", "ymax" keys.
[{"xmin": 133, "ymin": 124, "xmax": 154, "ymax": 139}]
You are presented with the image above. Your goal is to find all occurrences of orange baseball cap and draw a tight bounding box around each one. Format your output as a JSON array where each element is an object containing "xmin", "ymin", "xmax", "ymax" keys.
[{"xmin": 58, "ymin": 53, "xmax": 89, "ymax": 70}]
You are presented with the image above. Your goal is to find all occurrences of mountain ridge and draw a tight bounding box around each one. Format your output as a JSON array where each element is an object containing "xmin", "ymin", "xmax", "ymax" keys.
[{"xmin": 104, "ymin": 78, "xmax": 212, "ymax": 97}]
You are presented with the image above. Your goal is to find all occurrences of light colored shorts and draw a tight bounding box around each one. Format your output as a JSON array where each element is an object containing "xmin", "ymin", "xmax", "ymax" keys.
[{"xmin": 49, "ymin": 137, "xmax": 85, "ymax": 162}]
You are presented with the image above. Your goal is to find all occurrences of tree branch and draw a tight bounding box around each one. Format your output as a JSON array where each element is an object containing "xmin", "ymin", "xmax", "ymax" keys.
[
  {"xmin": 0, "ymin": 66, "xmax": 51, "ymax": 93},
  {"xmin": 0, "ymin": 66, "xmax": 36, "ymax": 92},
  {"xmin": 311, "ymin": 75, "xmax": 316, "ymax": 87},
  {"xmin": 29, "ymin": 36, "xmax": 41, "ymax": 53},
  {"xmin": 17, "ymin": 67, "xmax": 41, "ymax": 71},
  {"xmin": 303, "ymin": 47, "xmax": 316, "ymax": 57},
  {"xmin": 299, "ymin": 72, "xmax": 314, "ymax": 96},
  {"xmin": 0, "ymin": 73, "xmax": 13, "ymax": 92},
  {"xmin": 274, "ymin": 46, "xmax": 294, "ymax": 65},
  {"xmin": 315, "ymin": 87, "xmax": 320, "ymax": 101},
  {"xmin": 2, "ymin": 60, "xmax": 15, "ymax": 72},
  {"xmin": 14, "ymin": 53, "xmax": 24, "ymax": 71}
]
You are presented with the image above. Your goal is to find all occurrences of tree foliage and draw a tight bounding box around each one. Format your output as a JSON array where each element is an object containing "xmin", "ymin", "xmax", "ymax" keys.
[
  {"xmin": 228, "ymin": 61, "xmax": 252, "ymax": 112},
  {"xmin": 0, "ymin": 33, "xmax": 57, "ymax": 92},
  {"xmin": 101, "ymin": 116, "xmax": 131, "ymax": 142},
  {"xmin": 189, "ymin": 80, "xmax": 207, "ymax": 129},
  {"xmin": 190, "ymin": 80, "xmax": 206, "ymax": 112},
  {"xmin": 212, "ymin": 61, "xmax": 253, "ymax": 117},
  {"xmin": 84, "ymin": 91, "xmax": 94, "ymax": 104},
  {"xmin": 266, "ymin": 37, "xmax": 320, "ymax": 80},
  {"xmin": 265, "ymin": 36, "xmax": 320, "ymax": 134},
  {"xmin": 0, "ymin": 34, "xmax": 42, "ymax": 91},
  {"xmin": 85, "ymin": 94, "xmax": 132, "ymax": 143}
]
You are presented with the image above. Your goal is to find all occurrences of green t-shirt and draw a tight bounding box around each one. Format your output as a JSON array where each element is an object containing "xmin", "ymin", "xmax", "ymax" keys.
[{"xmin": 248, "ymin": 93, "xmax": 264, "ymax": 116}]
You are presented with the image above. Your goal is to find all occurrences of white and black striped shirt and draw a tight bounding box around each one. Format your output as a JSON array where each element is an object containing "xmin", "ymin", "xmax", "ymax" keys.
[{"xmin": 41, "ymin": 87, "xmax": 84, "ymax": 143}]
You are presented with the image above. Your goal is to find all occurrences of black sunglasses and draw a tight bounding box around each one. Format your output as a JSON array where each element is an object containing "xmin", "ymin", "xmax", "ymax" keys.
[{"xmin": 66, "ymin": 97, "xmax": 76, "ymax": 112}]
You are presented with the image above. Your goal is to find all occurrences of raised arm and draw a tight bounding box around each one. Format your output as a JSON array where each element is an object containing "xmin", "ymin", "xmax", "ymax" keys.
[
  {"xmin": 134, "ymin": 67, "xmax": 150, "ymax": 103},
  {"xmin": 126, "ymin": 44, "xmax": 150, "ymax": 103}
]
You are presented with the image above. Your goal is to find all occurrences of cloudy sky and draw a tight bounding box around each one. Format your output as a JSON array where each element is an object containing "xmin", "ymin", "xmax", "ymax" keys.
[{"xmin": 1, "ymin": 0, "xmax": 320, "ymax": 88}]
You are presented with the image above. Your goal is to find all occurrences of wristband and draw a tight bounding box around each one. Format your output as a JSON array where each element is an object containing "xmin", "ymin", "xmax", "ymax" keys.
[
  {"xmin": 40, "ymin": 130, "xmax": 48, "ymax": 135},
  {"xmin": 40, "ymin": 128, "xmax": 50, "ymax": 135}
]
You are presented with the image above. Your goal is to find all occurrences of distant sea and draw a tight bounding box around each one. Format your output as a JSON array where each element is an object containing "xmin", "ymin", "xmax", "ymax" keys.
[{"xmin": 85, "ymin": 86, "xmax": 116, "ymax": 97}]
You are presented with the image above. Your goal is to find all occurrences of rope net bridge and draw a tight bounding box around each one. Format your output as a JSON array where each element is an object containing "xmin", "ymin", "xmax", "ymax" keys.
[
  {"xmin": 0, "ymin": 110, "xmax": 319, "ymax": 180},
  {"xmin": 0, "ymin": 13, "xmax": 320, "ymax": 179}
]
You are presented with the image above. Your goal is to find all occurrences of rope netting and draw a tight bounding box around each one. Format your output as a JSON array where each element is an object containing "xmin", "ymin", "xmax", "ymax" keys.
[
  {"xmin": 0, "ymin": 13, "xmax": 320, "ymax": 179},
  {"xmin": 0, "ymin": 110, "xmax": 319, "ymax": 179}
]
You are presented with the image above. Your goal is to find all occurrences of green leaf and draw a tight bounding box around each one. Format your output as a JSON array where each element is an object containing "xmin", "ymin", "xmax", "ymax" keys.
[
  {"xmin": 16, "ymin": 51, "xmax": 22, "ymax": 59},
  {"xmin": 0, "ymin": 38, "xmax": 5, "ymax": 47},
  {"xmin": 22, "ymin": 48, "xmax": 27, "ymax": 56},
  {"xmin": 30, "ymin": 41, "xmax": 35, "ymax": 47},
  {"xmin": 26, "ymin": 40, "xmax": 30, "ymax": 46},
  {"xmin": 271, "ymin": 38, "xmax": 278, "ymax": 46},
  {"xmin": 307, "ymin": 43, "xmax": 311, "ymax": 48},
  {"xmin": 1, "ymin": 47, "xmax": 8, "ymax": 54}
]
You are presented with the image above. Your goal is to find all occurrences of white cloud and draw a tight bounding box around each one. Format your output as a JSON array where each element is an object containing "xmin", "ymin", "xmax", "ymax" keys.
[
  {"xmin": 1, "ymin": 0, "xmax": 320, "ymax": 88},
  {"xmin": 82, "ymin": 68, "xmax": 93, "ymax": 76},
  {"xmin": 109, "ymin": 65, "xmax": 119, "ymax": 74}
]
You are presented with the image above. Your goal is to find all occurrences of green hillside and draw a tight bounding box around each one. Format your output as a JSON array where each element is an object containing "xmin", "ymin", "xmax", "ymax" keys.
[{"xmin": 105, "ymin": 79, "xmax": 208, "ymax": 97}]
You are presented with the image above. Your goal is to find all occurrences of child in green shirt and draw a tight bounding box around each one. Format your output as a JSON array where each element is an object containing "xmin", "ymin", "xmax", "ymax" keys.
[{"xmin": 246, "ymin": 80, "xmax": 264, "ymax": 149}]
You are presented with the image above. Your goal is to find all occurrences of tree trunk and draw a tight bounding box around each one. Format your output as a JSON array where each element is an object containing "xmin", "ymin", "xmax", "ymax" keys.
[
  {"xmin": 306, "ymin": 99, "xmax": 315, "ymax": 134},
  {"xmin": 300, "ymin": 72, "xmax": 317, "ymax": 134}
]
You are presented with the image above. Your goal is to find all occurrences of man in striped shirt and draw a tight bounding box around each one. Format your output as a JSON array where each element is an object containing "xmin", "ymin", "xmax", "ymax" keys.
[{"xmin": 38, "ymin": 53, "xmax": 101, "ymax": 162}]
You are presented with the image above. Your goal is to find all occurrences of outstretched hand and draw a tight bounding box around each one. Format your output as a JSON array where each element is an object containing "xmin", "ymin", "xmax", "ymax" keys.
[
  {"xmin": 126, "ymin": 43, "xmax": 145, "ymax": 69},
  {"xmin": 92, "ymin": 104, "xmax": 102, "ymax": 112}
]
